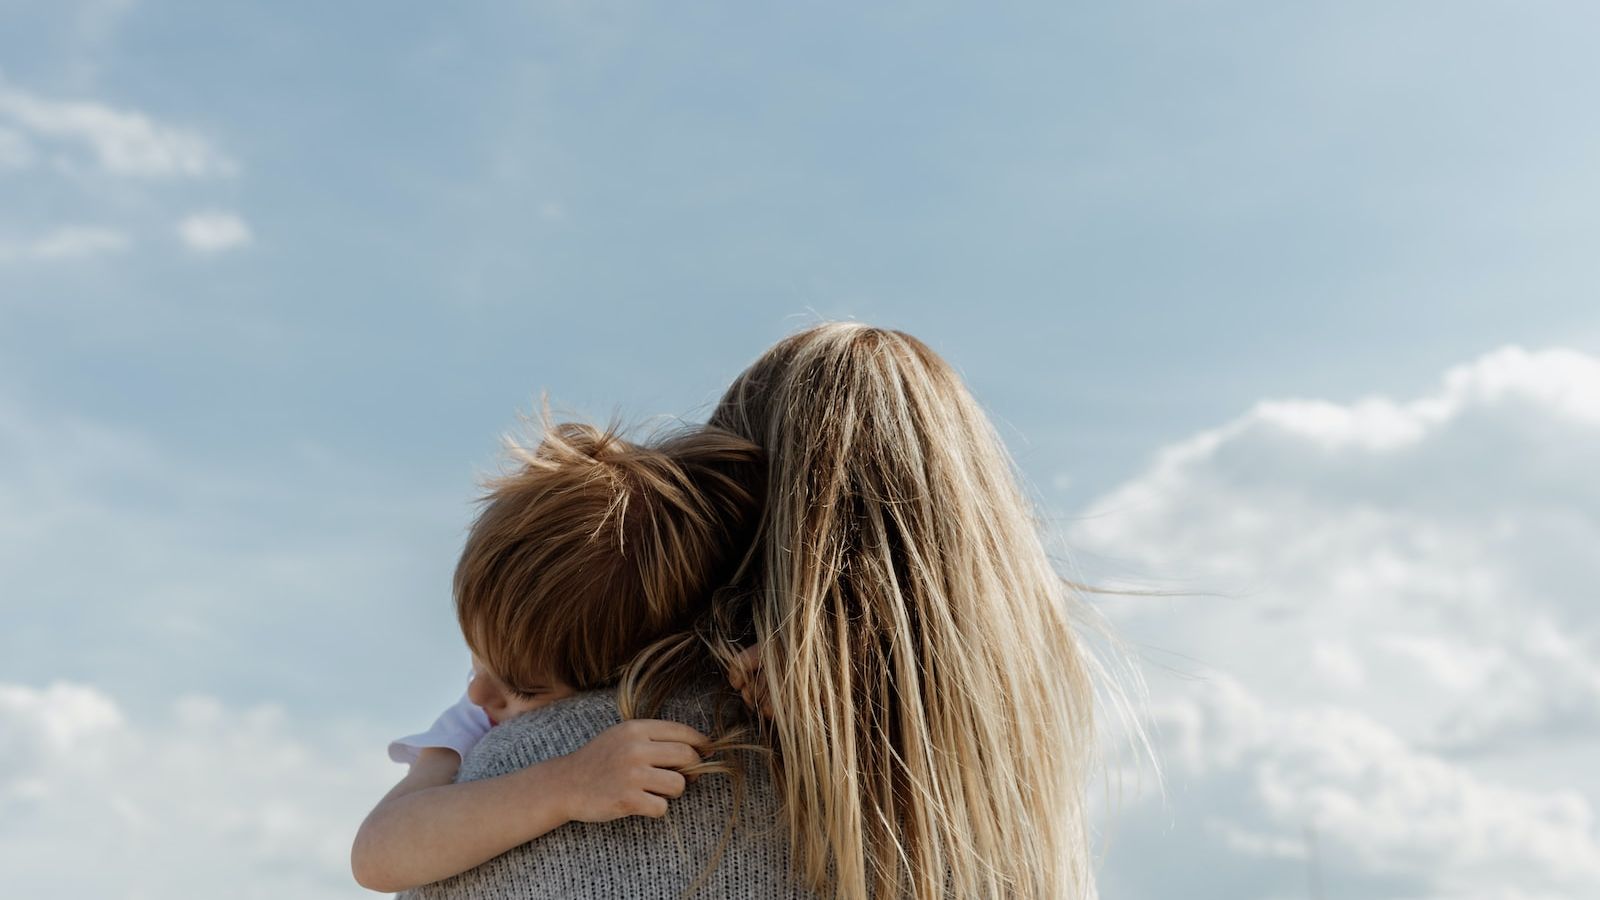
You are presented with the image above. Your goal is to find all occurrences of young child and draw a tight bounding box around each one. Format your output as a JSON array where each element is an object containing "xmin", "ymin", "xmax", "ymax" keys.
[{"xmin": 351, "ymin": 420, "xmax": 763, "ymax": 893}]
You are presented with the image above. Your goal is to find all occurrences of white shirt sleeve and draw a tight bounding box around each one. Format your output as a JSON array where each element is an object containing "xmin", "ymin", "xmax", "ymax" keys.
[{"xmin": 387, "ymin": 673, "xmax": 492, "ymax": 765}]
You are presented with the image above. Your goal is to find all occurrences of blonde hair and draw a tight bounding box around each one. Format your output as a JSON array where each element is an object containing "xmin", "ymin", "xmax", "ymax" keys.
[
  {"xmin": 625, "ymin": 323, "xmax": 1103, "ymax": 899},
  {"xmin": 455, "ymin": 420, "xmax": 762, "ymax": 694}
]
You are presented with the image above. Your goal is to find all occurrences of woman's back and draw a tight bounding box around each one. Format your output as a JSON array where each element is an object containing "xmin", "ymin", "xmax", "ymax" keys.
[{"xmin": 402, "ymin": 681, "xmax": 818, "ymax": 900}]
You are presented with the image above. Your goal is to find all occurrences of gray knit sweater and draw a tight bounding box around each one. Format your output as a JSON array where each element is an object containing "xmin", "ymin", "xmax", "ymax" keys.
[{"xmin": 400, "ymin": 682, "xmax": 819, "ymax": 900}]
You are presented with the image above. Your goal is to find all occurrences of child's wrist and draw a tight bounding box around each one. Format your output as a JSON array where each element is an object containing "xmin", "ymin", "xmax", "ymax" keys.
[{"xmin": 520, "ymin": 754, "xmax": 578, "ymax": 826}]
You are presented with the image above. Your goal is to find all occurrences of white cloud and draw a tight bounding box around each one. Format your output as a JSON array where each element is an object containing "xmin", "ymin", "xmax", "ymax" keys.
[
  {"xmin": 1309, "ymin": 640, "xmax": 1364, "ymax": 688},
  {"xmin": 0, "ymin": 75, "xmax": 235, "ymax": 178},
  {"xmin": 1377, "ymin": 632, "xmax": 1507, "ymax": 691},
  {"xmin": 1133, "ymin": 678, "xmax": 1600, "ymax": 897},
  {"xmin": 0, "ymin": 225, "xmax": 129, "ymax": 262},
  {"xmin": 0, "ymin": 680, "xmax": 393, "ymax": 899},
  {"xmin": 1076, "ymin": 345, "xmax": 1600, "ymax": 898},
  {"xmin": 177, "ymin": 210, "xmax": 253, "ymax": 252},
  {"xmin": 0, "ymin": 682, "xmax": 123, "ymax": 798},
  {"xmin": 0, "ymin": 74, "xmax": 242, "ymax": 265}
]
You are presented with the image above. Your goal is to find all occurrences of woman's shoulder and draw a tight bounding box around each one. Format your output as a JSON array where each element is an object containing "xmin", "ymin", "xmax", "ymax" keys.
[
  {"xmin": 407, "ymin": 679, "xmax": 815, "ymax": 900},
  {"xmin": 458, "ymin": 689, "xmax": 615, "ymax": 781},
  {"xmin": 458, "ymin": 679, "xmax": 727, "ymax": 782}
]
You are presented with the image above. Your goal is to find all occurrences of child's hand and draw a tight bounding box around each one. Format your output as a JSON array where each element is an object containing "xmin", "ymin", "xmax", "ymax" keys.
[
  {"xmin": 726, "ymin": 644, "xmax": 772, "ymax": 718},
  {"xmin": 553, "ymin": 719, "xmax": 709, "ymax": 822}
]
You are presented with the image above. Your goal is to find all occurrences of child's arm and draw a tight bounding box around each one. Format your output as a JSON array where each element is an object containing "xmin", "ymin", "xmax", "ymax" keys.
[{"xmin": 351, "ymin": 719, "xmax": 708, "ymax": 893}]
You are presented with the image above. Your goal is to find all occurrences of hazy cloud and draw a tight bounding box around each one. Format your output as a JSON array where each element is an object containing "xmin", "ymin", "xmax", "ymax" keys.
[
  {"xmin": 0, "ymin": 225, "xmax": 129, "ymax": 262},
  {"xmin": 0, "ymin": 387, "xmax": 466, "ymax": 752},
  {"xmin": 0, "ymin": 75, "xmax": 235, "ymax": 178},
  {"xmin": 177, "ymin": 210, "xmax": 253, "ymax": 252},
  {"xmin": 0, "ymin": 125, "xmax": 32, "ymax": 169}
]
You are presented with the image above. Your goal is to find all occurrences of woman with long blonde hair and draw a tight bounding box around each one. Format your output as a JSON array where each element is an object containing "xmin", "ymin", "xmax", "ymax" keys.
[
  {"xmin": 407, "ymin": 323, "xmax": 1110, "ymax": 900},
  {"xmin": 627, "ymin": 322, "xmax": 1104, "ymax": 899}
]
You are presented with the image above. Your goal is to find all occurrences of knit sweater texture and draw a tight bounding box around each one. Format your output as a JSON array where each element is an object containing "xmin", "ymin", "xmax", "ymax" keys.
[{"xmin": 400, "ymin": 682, "xmax": 819, "ymax": 900}]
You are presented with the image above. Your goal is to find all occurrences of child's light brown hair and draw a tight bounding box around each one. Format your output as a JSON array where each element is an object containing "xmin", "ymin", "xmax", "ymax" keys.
[{"xmin": 454, "ymin": 419, "xmax": 763, "ymax": 695}]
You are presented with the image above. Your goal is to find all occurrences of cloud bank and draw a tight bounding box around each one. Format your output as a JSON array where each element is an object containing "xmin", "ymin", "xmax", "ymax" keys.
[
  {"xmin": 1079, "ymin": 346, "xmax": 1600, "ymax": 899},
  {"xmin": 0, "ymin": 681, "xmax": 392, "ymax": 899}
]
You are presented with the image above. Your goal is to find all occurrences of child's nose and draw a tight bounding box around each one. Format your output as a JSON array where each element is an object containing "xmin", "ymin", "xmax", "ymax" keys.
[{"xmin": 466, "ymin": 675, "xmax": 495, "ymax": 709}]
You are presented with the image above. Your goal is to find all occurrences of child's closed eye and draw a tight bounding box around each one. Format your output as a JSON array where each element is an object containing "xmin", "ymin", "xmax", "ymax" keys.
[{"xmin": 512, "ymin": 683, "xmax": 576, "ymax": 705}]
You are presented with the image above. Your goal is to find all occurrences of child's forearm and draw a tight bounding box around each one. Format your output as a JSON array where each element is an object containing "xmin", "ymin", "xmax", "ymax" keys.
[{"xmin": 351, "ymin": 752, "xmax": 574, "ymax": 893}]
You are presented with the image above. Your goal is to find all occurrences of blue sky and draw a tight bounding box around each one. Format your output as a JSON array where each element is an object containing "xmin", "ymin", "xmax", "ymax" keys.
[{"xmin": 3, "ymin": 2, "xmax": 1599, "ymax": 897}]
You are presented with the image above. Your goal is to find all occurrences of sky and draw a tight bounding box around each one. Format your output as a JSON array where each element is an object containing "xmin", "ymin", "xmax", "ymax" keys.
[{"xmin": 2, "ymin": 2, "xmax": 1598, "ymax": 897}]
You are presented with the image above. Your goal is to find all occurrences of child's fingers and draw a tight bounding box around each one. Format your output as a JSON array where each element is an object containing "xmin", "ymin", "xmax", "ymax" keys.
[
  {"xmin": 646, "ymin": 740, "xmax": 704, "ymax": 772},
  {"xmin": 732, "ymin": 644, "xmax": 760, "ymax": 674},
  {"xmin": 643, "ymin": 768, "xmax": 688, "ymax": 799},
  {"xmin": 735, "ymin": 680, "xmax": 774, "ymax": 720},
  {"xmin": 739, "ymin": 678, "xmax": 772, "ymax": 715},
  {"xmin": 636, "ymin": 792, "xmax": 670, "ymax": 818},
  {"xmin": 636, "ymin": 719, "xmax": 712, "ymax": 750}
]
